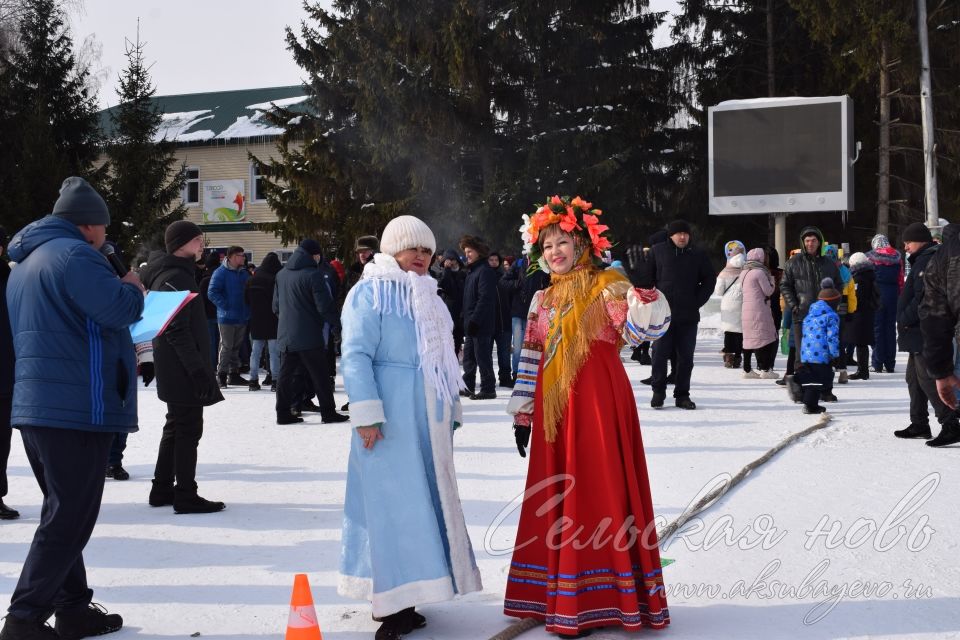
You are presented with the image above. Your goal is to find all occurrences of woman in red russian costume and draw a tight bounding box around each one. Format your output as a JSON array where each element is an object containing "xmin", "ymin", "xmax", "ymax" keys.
[{"xmin": 505, "ymin": 196, "xmax": 671, "ymax": 638}]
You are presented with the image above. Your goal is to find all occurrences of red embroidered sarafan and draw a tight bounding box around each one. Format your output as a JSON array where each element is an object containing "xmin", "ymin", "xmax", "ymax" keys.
[{"xmin": 504, "ymin": 289, "xmax": 670, "ymax": 634}]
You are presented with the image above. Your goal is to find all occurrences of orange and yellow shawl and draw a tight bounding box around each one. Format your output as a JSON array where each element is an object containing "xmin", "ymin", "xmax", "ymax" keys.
[{"xmin": 539, "ymin": 253, "xmax": 630, "ymax": 442}]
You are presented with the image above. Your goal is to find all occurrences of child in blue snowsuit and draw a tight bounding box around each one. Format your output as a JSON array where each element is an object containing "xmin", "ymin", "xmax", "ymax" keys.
[{"xmin": 795, "ymin": 278, "xmax": 842, "ymax": 414}]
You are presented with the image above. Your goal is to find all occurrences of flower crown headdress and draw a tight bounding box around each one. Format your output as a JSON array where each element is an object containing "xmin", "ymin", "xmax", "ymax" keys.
[{"xmin": 519, "ymin": 195, "xmax": 612, "ymax": 273}]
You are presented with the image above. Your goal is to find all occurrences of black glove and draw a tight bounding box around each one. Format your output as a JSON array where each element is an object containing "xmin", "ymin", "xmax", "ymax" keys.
[
  {"xmin": 514, "ymin": 424, "xmax": 531, "ymax": 458},
  {"xmin": 191, "ymin": 369, "xmax": 220, "ymax": 403},
  {"xmin": 139, "ymin": 362, "xmax": 155, "ymax": 387},
  {"xmin": 466, "ymin": 321, "xmax": 480, "ymax": 337}
]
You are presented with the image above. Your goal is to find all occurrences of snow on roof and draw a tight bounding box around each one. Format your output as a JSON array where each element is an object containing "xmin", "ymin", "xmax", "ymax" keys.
[
  {"xmin": 154, "ymin": 110, "xmax": 214, "ymax": 142},
  {"xmin": 215, "ymin": 110, "xmax": 286, "ymax": 140},
  {"xmin": 245, "ymin": 95, "xmax": 309, "ymax": 111}
]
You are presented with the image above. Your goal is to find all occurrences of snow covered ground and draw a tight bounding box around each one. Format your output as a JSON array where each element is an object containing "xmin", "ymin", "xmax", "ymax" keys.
[{"xmin": 2, "ymin": 330, "xmax": 959, "ymax": 639}]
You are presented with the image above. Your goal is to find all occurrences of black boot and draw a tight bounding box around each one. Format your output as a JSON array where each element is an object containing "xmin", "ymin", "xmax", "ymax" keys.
[
  {"xmin": 894, "ymin": 423, "xmax": 932, "ymax": 439},
  {"xmin": 249, "ymin": 379, "xmax": 261, "ymax": 391},
  {"xmin": 174, "ymin": 490, "xmax": 225, "ymax": 514},
  {"xmin": 148, "ymin": 480, "xmax": 174, "ymax": 507},
  {"xmin": 228, "ymin": 372, "xmax": 248, "ymax": 385},
  {"xmin": 54, "ymin": 603, "xmax": 123, "ymax": 640},
  {"xmin": 802, "ymin": 387, "xmax": 825, "ymax": 414},
  {"xmin": 0, "ymin": 614, "xmax": 58, "ymax": 640},
  {"xmin": 218, "ymin": 372, "xmax": 228, "ymax": 388},
  {"xmin": 375, "ymin": 608, "xmax": 416, "ymax": 640},
  {"xmin": 262, "ymin": 373, "xmax": 273, "ymax": 387},
  {"xmin": 277, "ymin": 413, "xmax": 304, "ymax": 425},
  {"xmin": 927, "ymin": 420, "xmax": 960, "ymax": 448},
  {"xmin": 0, "ymin": 499, "xmax": 20, "ymax": 520}
]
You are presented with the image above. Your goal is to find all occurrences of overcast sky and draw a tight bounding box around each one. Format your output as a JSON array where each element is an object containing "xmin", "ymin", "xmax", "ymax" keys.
[{"xmin": 71, "ymin": 1, "xmax": 679, "ymax": 109}]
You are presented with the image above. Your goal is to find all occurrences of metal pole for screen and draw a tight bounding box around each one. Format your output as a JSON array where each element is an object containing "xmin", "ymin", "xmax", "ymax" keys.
[{"xmin": 917, "ymin": 0, "xmax": 939, "ymax": 227}]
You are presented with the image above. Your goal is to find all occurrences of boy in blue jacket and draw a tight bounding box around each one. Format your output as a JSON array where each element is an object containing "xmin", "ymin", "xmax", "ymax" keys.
[{"xmin": 793, "ymin": 278, "xmax": 842, "ymax": 414}]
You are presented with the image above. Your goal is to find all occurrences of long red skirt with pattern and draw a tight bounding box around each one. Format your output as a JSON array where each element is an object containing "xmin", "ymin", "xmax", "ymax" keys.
[{"xmin": 504, "ymin": 340, "xmax": 670, "ymax": 634}]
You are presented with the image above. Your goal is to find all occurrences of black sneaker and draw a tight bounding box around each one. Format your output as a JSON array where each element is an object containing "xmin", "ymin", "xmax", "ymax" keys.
[
  {"xmin": 277, "ymin": 414, "xmax": 304, "ymax": 425},
  {"xmin": 927, "ymin": 422, "xmax": 960, "ymax": 448},
  {"xmin": 105, "ymin": 464, "xmax": 130, "ymax": 481},
  {"xmin": 650, "ymin": 391, "xmax": 665, "ymax": 409},
  {"xmin": 174, "ymin": 493, "xmax": 226, "ymax": 514},
  {"xmin": 471, "ymin": 391, "xmax": 497, "ymax": 400},
  {"xmin": 0, "ymin": 500, "xmax": 20, "ymax": 520},
  {"xmin": 459, "ymin": 389, "xmax": 474, "ymax": 398},
  {"xmin": 227, "ymin": 373, "xmax": 248, "ymax": 386},
  {"xmin": 54, "ymin": 603, "xmax": 123, "ymax": 640},
  {"xmin": 894, "ymin": 423, "xmax": 932, "ymax": 439},
  {"xmin": 322, "ymin": 412, "xmax": 350, "ymax": 423},
  {"xmin": 1, "ymin": 614, "xmax": 58, "ymax": 640},
  {"xmin": 675, "ymin": 397, "xmax": 697, "ymax": 410},
  {"xmin": 640, "ymin": 376, "xmax": 653, "ymax": 386},
  {"xmin": 848, "ymin": 371, "xmax": 869, "ymax": 380},
  {"xmin": 821, "ymin": 392, "xmax": 838, "ymax": 402},
  {"xmin": 803, "ymin": 405, "xmax": 827, "ymax": 414},
  {"xmin": 248, "ymin": 380, "xmax": 261, "ymax": 391},
  {"xmin": 775, "ymin": 377, "xmax": 787, "ymax": 386}
]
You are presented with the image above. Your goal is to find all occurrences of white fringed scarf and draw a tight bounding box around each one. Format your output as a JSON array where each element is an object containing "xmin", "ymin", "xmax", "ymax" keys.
[{"xmin": 361, "ymin": 254, "xmax": 466, "ymax": 405}]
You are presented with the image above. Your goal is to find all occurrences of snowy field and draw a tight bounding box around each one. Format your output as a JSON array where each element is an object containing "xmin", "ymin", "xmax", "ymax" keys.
[{"xmin": 2, "ymin": 329, "xmax": 959, "ymax": 640}]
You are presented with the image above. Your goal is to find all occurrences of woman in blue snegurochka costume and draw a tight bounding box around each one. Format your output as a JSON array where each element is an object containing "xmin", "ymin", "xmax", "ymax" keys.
[{"xmin": 338, "ymin": 215, "xmax": 482, "ymax": 640}]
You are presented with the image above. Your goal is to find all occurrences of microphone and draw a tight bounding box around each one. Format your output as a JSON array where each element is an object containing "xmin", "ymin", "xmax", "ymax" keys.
[{"xmin": 101, "ymin": 243, "xmax": 128, "ymax": 277}]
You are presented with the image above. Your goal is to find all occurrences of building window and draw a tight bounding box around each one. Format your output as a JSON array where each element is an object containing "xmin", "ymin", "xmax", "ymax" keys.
[
  {"xmin": 250, "ymin": 161, "xmax": 267, "ymax": 202},
  {"xmin": 183, "ymin": 167, "xmax": 200, "ymax": 205}
]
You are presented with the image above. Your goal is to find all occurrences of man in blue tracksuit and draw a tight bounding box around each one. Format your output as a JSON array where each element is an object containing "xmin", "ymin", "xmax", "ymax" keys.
[{"xmin": 2, "ymin": 178, "xmax": 144, "ymax": 640}]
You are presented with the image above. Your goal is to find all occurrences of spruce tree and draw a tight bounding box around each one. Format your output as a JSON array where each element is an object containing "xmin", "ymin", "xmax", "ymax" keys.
[
  {"xmin": 0, "ymin": 0, "xmax": 101, "ymax": 233},
  {"xmin": 103, "ymin": 26, "xmax": 186, "ymax": 259},
  {"xmin": 262, "ymin": 1, "xmax": 679, "ymax": 256}
]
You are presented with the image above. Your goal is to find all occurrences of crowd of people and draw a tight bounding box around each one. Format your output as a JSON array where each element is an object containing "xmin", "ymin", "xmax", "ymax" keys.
[{"xmin": 2, "ymin": 177, "xmax": 960, "ymax": 640}]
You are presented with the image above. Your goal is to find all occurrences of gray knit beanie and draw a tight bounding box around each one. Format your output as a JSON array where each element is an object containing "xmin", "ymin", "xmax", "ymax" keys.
[{"xmin": 52, "ymin": 177, "xmax": 111, "ymax": 226}]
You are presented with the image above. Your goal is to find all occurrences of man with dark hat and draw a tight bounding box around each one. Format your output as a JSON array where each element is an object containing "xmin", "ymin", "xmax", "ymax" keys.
[
  {"xmin": 919, "ymin": 221, "xmax": 960, "ymax": 447},
  {"xmin": 341, "ymin": 235, "xmax": 379, "ymax": 304},
  {"xmin": 0, "ymin": 225, "xmax": 17, "ymax": 521},
  {"xmin": 896, "ymin": 222, "xmax": 960, "ymax": 443},
  {"xmin": 3, "ymin": 177, "xmax": 143, "ymax": 640},
  {"xmin": 141, "ymin": 220, "xmax": 226, "ymax": 514},
  {"xmin": 459, "ymin": 235, "xmax": 499, "ymax": 400},
  {"xmin": 273, "ymin": 239, "xmax": 348, "ymax": 424},
  {"xmin": 641, "ymin": 220, "xmax": 716, "ymax": 410}
]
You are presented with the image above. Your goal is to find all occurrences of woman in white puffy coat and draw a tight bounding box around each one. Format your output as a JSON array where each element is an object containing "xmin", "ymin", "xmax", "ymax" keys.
[{"xmin": 715, "ymin": 241, "xmax": 745, "ymax": 367}]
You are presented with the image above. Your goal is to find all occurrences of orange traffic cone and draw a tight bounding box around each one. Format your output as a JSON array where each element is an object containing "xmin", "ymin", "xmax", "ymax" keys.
[{"xmin": 286, "ymin": 574, "xmax": 322, "ymax": 640}]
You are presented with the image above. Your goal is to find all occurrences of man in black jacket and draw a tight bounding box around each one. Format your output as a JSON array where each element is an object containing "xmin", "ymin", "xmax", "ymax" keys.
[
  {"xmin": 143, "ymin": 221, "xmax": 226, "ymax": 514},
  {"xmin": 894, "ymin": 223, "xmax": 955, "ymax": 441},
  {"xmin": 273, "ymin": 239, "xmax": 348, "ymax": 424},
  {"xmin": 0, "ymin": 226, "xmax": 18, "ymax": 521},
  {"xmin": 643, "ymin": 220, "xmax": 716, "ymax": 409},
  {"xmin": 919, "ymin": 223, "xmax": 960, "ymax": 447},
  {"xmin": 460, "ymin": 235, "xmax": 499, "ymax": 400}
]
